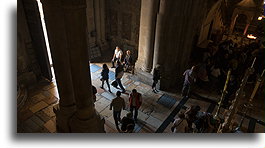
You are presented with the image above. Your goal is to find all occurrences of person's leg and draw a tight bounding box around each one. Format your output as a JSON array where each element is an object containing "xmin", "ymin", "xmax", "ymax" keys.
[
  {"xmin": 101, "ymin": 79, "xmax": 105, "ymax": 88},
  {"xmin": 134, "ymin": 107, "xmax": 138, "ymax": 121},
  {"xmin": 116, "ymin": 78, "xmax": 125, "ymax": 92},
  {"xmin": 117, "ymin": 110, "xmax": 121, "ymax": 122},
  {"xmin": 112, "ymin": 58, "xmax": 117, "ymax": 68},
  {"xmin": 186, "ymin": 84, "xmax": 191, "ymax": 97},
  {"xmin": 106, "ymin": 79, "xmax": 111, "ymax": 92},
  {"xmin": 113, "ymin": 111, "xmax": 118, "ymax": 126},
  {"xmin": 152, "ymin": 80, "xmax": 157, "ymax": 92},
  {"xmin": 182, "ymin": 83, "xmax": 188, "ymax": 97},
  {"xmin": 130, "ymin": 106, "xmax": 134, "ymax": 117}
]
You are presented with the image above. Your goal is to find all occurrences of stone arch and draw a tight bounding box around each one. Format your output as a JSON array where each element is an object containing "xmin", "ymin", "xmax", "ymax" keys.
[
  {"xmin": 230, "ymin": 9, "xmax": 255, "ymax": 34},
  {"xmin": 197, "ymin": 0, "xmax": 224, "ymax": 47}
]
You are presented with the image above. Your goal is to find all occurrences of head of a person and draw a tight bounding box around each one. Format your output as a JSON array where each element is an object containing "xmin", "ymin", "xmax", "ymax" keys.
[
  {"xmin": 116, "ymin": 91, "xmax": 121, "ymax": 97},
  {"xmin": 126, "ymin": 112, "xmax": 133, "ymax": 118},
  {"xmin": 103, "ymin": 64, "xmax": 108, "ymax": 69},
  {"xmin": 116, "ymin": 46, "xmax": 120, "ymax": 51},
  {"xmin": 191, "ymin": 66, "xmax": 196, "ymax": 71},
  {"xmin": 126, "ymin": 50, "xmax": 131, "ymax": 55},
  {"xmin": 195, "ymin": 105, "xmax": 201, "ymax": 112},
  {"xmin": 155, "ymin": 64, "xmax": 160, "ymax": 70},
  {"xmin": 178, "ymin": 113, "xmax": 185, "ymax": 119},
  {"xmin": 132, "ymin": 89, "xmax": 137, "ymax": 94}
]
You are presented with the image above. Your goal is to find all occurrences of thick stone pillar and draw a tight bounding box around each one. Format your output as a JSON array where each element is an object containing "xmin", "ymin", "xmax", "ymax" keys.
[
  {"xmin": 152, "ymin": 0, "xmax": 167, "ymax": 70},
  {"xmin": 152, "ymin": 0, "xmax": 206, "ymax": 90},
  {"xmin": 230, "ymin": 13, "xmax": 238, "ymax": 34},
  {"xmin": 41, "ymin": 0, "xmax": 76, "ymax": 133},
  {"xmin": 135, "ymin": 0, "xmax": 159, "ymax": 72},
  {"xmin": 41, "ymin": 0, "xmax": 104, "ymax": 133},
  {"xmin": 243, "ymin": 23, "xmax": 250, "ymax": 35},
  {"xmin": 94, "ymin": 0, "xmax": 107, "ymax": 50}
]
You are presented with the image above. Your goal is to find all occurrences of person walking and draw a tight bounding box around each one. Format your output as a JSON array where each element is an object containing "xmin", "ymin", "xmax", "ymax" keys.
[
  {"xmin": 152, "ymin": 65, "xmax": 161, "ymax": 93},
  {"xmin": 182, "ymin": 66, "xmax": 196, "ymax": 97},
  {"xmin": 111, "ymin": 46, "xmax": 123, "ymax": 68},
  {"xmin": 100, "ymin": 64, "xmax": 111, "ymax": 93},
  {"xmin": 115, "ymin": 61, "xmax": 126, "ymax": 93},
  {"xmin": 129, "ymin": 89, "xmax": 142, "ymax": 122},
  {"xmin": 110, "ymin": 91, "xmax": 126, "ymax": 131}
]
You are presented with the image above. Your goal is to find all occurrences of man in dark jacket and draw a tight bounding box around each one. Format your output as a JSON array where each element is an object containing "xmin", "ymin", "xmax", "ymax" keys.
[
  {"xmin": 152, "ymin": 65, "xmax": 161, "ymax": 93},
  {"xmin": 115, "ymin": 61, "xmax": 126, "ymax": 93},
  {"xmin": 110, "ymin": 91, "xmax": 126, "ymax": 131}
]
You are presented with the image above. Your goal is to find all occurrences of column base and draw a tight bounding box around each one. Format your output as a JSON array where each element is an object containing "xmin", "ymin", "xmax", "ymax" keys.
[
  {"xmin": 69, "ymin": 110, "xmax": 105, "ymax": 133},
  {"xmin": 53, "ymin": 104, "xmax": 76, "ymax": 133}
]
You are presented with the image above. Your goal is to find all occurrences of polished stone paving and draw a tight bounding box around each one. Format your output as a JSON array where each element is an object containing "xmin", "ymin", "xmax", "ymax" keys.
[{"xmin": 17, "ymin": 63, "xmax": 265, "ymax": 133}]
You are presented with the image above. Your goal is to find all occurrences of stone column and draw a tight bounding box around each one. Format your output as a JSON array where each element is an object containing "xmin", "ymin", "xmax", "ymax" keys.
[
  {"xmin": 99, "ymin": 0, "xmax": 106, "ymax": 44},
  {"xmin": 152, "ymin": 0, "xmax": 206, "ymax": 90},
  {"xmin": 41, "ymin": 0, "xmax": 104, "ymax": 133},
  {"xmin": 94, "ymin": 0, "xmax": 107, "ymax": 49},
  {"xmin": 243, "ymin": 23, "xmax": 250, "ymax": 35},
  {"xmin": 135, "ymin": 0, "xmax": 159, "ymax": 72},
  {"xmin": 41, "ymin": 0, "xmax": 77, "ymax": 133},
  {"xmin": 230, "ymin": 12, "xmax": 238, "ymax": 34},
  {"xmin": 152, "ymin": 0, "xmax": 167, "ymax": 70}
]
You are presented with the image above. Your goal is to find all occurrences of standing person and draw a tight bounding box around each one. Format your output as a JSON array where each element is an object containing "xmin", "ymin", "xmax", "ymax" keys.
[
  {"xmin": 92, "ymin": 85, "xmax": 97, "ymax": 103},
  {"xmin": 123, "ymin": 50, "xmax": 133, "ymax": 72},
  {"xmin": 111, "ymin": 46, "xmax": 123, "ymax": 68},
  {"xmin": 182, "ymin": 66, "xmax": 196, "ymax": 97},
  {"xmin": 115, "ymin": 61, "xmax": 126, "ymax": 93},
  {"xmin": 129, "ymin": 89, "xmax": 142, "ymax": 122},
  {"xmin": 171, "ymin": 113, "xmax": 188, "ymax": 133},
  {"xmin": 152, "ymin": 64, "xmax": 161, "ymax": 93},
  {"xmin": 110, "ymin": 91, "xmax": 126, "ymax": 131},
  {"xmin": 100, "ymin": 64, "xmax": 111, "ymax": 93}
]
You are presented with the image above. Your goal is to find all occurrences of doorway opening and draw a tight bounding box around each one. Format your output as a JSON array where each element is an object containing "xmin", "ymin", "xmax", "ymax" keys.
[{"xmin": 36, "ymin": 0, "xmax": 55, "ymax": 81}]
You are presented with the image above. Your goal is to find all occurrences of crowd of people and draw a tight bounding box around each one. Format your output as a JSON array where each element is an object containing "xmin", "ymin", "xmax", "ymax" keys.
[
  {"xmin": 171, "ymin": 105, "xmax": 218, "ymax": 133},
  {"xmin": 171, "ymin": 39, "xmax": 264, "ymax": 133},
  {"xmin": 92, "ymin": 40, "xmax": 264, "ymax": 133},
  {"xmin": 183, "ymin": 40, "xmax": 264, "ymax": 107}
]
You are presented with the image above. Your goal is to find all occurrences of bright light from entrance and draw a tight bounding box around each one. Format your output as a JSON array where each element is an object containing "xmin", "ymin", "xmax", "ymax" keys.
[
  {"xmin": 36, "ymin": 0, "xmax": 53, "ymax": 66},
  {"xmin": 247, "ymin": 34, "xmax": 257, "ymax": 40}
]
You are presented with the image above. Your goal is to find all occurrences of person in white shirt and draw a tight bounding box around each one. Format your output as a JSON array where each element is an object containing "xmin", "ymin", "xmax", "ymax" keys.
[{"xmin": 112, "ymin": 46, "xmax": 123, "ymax": 68}]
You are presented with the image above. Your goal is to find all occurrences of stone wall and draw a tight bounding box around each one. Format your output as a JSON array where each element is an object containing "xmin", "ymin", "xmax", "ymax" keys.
[
  {"xmin": 105, "ymin": 0, "xmax": 141, "ymax": 57},
  {"xmin": 17, "ymin": 0, "xmax": 40, "ymax": 87}
]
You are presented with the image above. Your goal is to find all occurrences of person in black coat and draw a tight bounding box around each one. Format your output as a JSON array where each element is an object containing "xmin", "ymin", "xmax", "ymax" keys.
[
  {"xmin": 152, "ymin": 65, "xmax": 161, "ymax": 93},
  {"xmin": 101, "ymin": 64, "xmax": 111, "ymax": 92}
]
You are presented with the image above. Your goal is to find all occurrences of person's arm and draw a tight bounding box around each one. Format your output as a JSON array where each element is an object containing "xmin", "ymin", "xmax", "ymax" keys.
[{"xmin": 119, "ymin": 51, "xmax": 123, "ymax": 60}]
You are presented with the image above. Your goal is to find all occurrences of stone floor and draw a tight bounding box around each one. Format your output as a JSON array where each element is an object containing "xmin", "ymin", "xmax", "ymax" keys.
[{"xmin": 17, "ymin": 62, "xmax": 265, "ymax": 133}]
